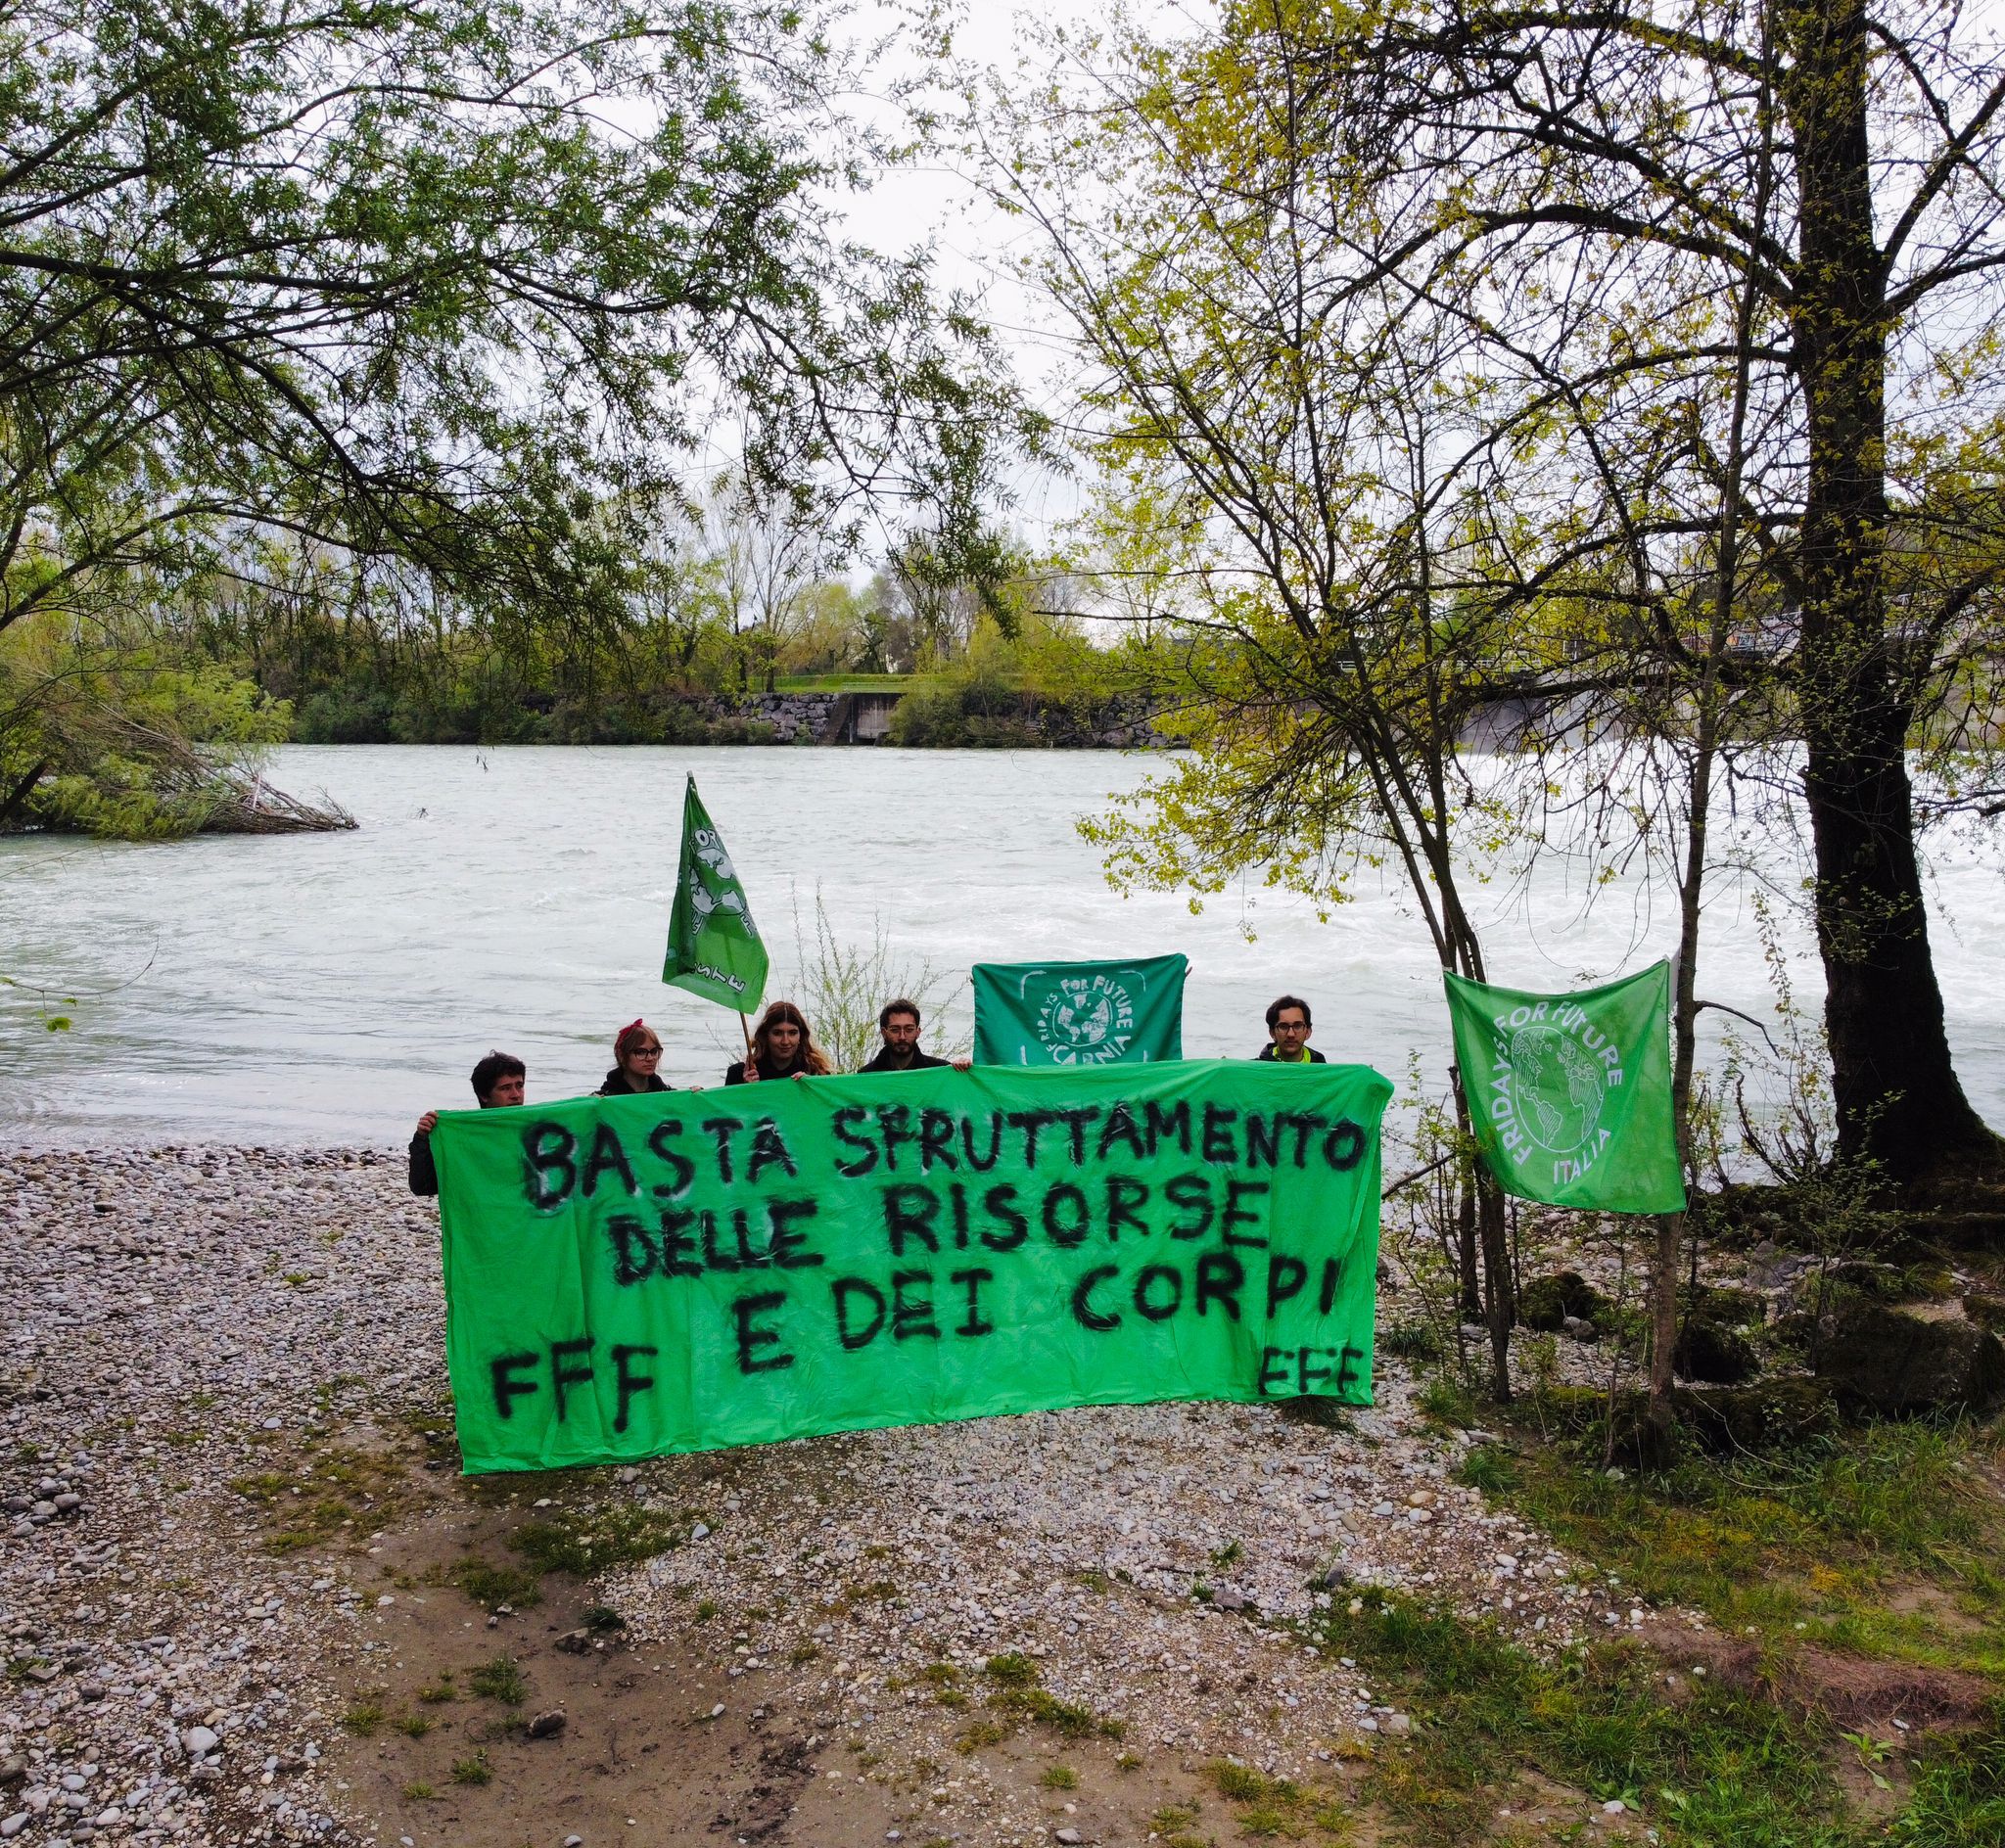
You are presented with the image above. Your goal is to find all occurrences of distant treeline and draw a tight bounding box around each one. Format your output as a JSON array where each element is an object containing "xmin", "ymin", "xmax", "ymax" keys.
[{"xmin": 0, "ymin": 555, "xmax": 1169, "ymax": 835}]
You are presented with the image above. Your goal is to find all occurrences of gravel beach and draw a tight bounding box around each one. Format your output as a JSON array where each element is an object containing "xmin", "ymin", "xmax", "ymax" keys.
[{"xmin": 1, "ymin": 1148, "xmax": 1675, "ymax": 1847}]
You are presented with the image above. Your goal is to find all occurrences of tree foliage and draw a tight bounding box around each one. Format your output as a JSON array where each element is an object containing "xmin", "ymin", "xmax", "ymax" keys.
[
  {"xmin": 994, "ymin": 0, "xmax": 2005, "ymax": 1182},
  {"xmin": 0, "ymin": 0, "xmax": 1029, "ymax": 816}
]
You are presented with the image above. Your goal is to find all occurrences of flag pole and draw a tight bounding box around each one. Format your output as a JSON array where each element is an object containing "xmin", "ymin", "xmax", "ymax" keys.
[{"xmin": 738, "ymin": 1011, "xmax": 756, "ymax": 1063}]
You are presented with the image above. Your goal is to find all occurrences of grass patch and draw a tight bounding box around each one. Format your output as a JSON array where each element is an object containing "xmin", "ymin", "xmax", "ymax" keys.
[
  {"xmin": 399, "ymin": 1780, "xmax": 434, "ymax": 1801},
  {"xmin": 975, "ymin": 1647, "xmax": 1123, "ymax": 1735},
  {"xmin": 340, "ymin": 1698, "xmax": 386, "ymax": 1737},
  {"xmin": 230, "ymin": 1445, "xmax": 411, "ymax": 1553},
  {"xmin": 1894, "ymin": 1728, "xmax": 2005, "ymax": 1843},
  {"xmin": 1474, "ymin": 1417, "xmax": 2005, "ymax": 1677},
  {"xmin": 1316, "ymin": 1590, "xmax": 1853, "ymax": 1844},
  {"xmin": 1415, "ymin": 1374, "xmax": 1477, "ymax": 1428},
  {"xmin": 467, "ymin": 1656, "xmax": 527, "ymax": 1706},
  {"xmin": 994, "ymin": 1685, "xmax": 1121, "ymax": 1738},
  {"xmin": 509, "ymin": 1504, "xmax": 687, "ymax": 1576},
  {"xmin": 446, "ymin": 1556, "xmax": 541, "ymax": 1610},
  {"xmin": 1209, "ymin": 1761, "xmax": 1275, "ymax": 1802},
  {"xmin": 1038, "ymin": 1764, "xmax": 1080, "ymax": 1790},
  {"xmin": 954, "ymin": 1720, "xmax": 1006, "ymax": 1753},
  {"xmin": 449, "ymin": 1751, "xmax": 491, "ymax": 1786},
  {"xmin": 1380, "ymin": 1320, "xmax": 1445, "ymax": 1363},
  {"xmin": 396, "ymin": 1713, "xmax": 432, "ymax": 1738},
  {"xmin": 413, "ymin": 1675, "xmax": 456, "ymax": 1704}
]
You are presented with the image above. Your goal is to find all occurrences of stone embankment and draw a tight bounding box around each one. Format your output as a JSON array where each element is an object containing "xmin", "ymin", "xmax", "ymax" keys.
[
  {"xmin": 1, "ymin": 1148, "xmax": 1679, "ymax": 1848},
  {"xmin": 681, "ymin": 692, "xmax": 1176, "ymax": 749}
]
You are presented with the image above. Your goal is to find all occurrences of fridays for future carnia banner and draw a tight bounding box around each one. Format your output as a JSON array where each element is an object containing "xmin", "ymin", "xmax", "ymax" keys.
[
  {"xmin": 971, "ymin": 954, "xmax": 1188, "ymax": 1067},
  {"xmin": 433, "ymin": 1059, "xmax": 1390, "ymax": 1472}
]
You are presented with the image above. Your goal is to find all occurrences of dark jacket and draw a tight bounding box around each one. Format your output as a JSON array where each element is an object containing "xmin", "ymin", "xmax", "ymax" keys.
[
  {"xmin": 725, "ymin": 1052, "xmax": 814, "ymax": 1086},
  {"xmin": 408, "ymin": 1130, "xmax": 439, "ymax": 1198},
  {"xmin": 595, "ymin": 1067, "xmax": 671, "ymax": 1097},
  {"xmin": 1257, "ymin": 1044, "xmax": 1328, "ymax": 1064},
  {"xmin": 859, "ymin": 1045, "xmax": 951, "ymax": 1074}
]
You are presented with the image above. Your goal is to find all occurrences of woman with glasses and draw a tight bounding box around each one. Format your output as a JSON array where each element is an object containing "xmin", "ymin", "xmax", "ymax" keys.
[{"xmin": 597, "ymin": 1020, "xmax": 673, "ymax": 1095}]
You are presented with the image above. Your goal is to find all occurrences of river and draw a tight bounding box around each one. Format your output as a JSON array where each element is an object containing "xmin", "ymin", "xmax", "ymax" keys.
[{"xmin": 3, "ymin": 744, "xmax": 2003, "ymax": 1147}]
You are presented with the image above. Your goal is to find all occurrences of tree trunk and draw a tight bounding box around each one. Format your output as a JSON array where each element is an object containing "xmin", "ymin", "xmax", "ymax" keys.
[
  {"xmin": 1782, "ymin": 0, "xmax": 2000, "ymax": 1184},
  {"xmin": 1450, "ymin": 1085, "xmax": 1482, "ymax": 1319},
  {"xmin": 1477, "ymin": 1166, "xmax": 1513, "ymax": 1404},
  {"xmin": 0, "ymin": 758, "xmax": 50, "ymax": 829}
]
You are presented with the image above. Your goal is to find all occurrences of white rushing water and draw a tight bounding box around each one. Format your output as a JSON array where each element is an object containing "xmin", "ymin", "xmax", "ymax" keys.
[{"xmin": 3, "ymin": 743, "xmax": 2003, "ymax": 1146}]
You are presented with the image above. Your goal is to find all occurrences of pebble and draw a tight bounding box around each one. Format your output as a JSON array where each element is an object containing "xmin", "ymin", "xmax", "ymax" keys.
[{"xmin": 0, "ymin": 1147, "xmax": 414, "ymax": 1848}]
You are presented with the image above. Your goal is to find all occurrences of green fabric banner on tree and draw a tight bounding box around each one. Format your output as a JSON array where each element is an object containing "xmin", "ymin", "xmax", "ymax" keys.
[
  {"xmin": 1443, "ymin": 962, "xmax": 1685, "ymax": 1214},
  {"xmin": 972, "ymin": 954, "xmax": 1188, "ymax": 1067},
  {"xmin": 662, "ymin": 775, "xmax": 768, "ymax": 1013},
  {"xmin": 433, "ymin": 1059, "xmax": 1390, "ymax": 1472}
]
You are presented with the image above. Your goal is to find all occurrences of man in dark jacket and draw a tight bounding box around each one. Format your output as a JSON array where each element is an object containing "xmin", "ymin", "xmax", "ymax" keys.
[
  {"xmin": 859, "ymin": 999, "xmax": 970, "ymax": 1074},
  {"xmin": 1256, "ymin": 995, "xmax": 1327, "ymax": 1065},
  {"xmin": 408, "ymin": 1050, "xmax": 527, "ymax": 1195}
]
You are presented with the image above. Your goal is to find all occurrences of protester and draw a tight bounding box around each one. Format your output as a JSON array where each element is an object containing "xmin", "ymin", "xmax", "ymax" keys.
[
  {"xmin": 1257, "ymin": 994, "xmax": 1327, "ymax": 1064},
  {"xmin": 859, "ymin": 998, "xmax": 971, "ymax": 1074},
  {"xmin": 409, "ymin": 1050, "xmax": 526, "ymax": 1195},
  {"xmin": 724, "ymin": 1000, "xmax": 833, "ymax": 1085},
  {"xmin": 597, "ymin": 1019, "xmax": 673, "ymax": 1096}
]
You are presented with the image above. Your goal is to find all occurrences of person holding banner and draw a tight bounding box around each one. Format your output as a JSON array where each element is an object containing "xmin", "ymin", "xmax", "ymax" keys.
[
  {"xmin": 596, "ymin": 1020, "xmax": 676, "ymax": 1096},
  {"xmin": 1257, "ymin": 995, "xmax": 1327, "ymax": 1065},
  {"xmin": 859, "ymin": 998, "xmax": 971, "ymax": 1075},
  {"xmin": 724, "ymin": 1000, "xmax": 833, "ymax": 1085},
  {"xmin": 408, "ymin": 1050, "xmax": 527, "ymax": 1196}
]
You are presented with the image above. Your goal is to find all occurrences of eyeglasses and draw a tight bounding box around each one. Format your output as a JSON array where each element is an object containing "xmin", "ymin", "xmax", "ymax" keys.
[{"xmin": 630, "ymin": 1045, "xmax": 662, "ymax": 1057}]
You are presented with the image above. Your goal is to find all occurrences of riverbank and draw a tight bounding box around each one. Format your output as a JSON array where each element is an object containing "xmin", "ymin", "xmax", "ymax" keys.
[
  {"xmin": 1, "ymin": 1146, "xmax": 1693, "ymax": 1848},
  {"xmin": 10, "ymin": 1146, "xmax": 2005, "ymax": 1848},
  {"xmin": 289, "ymin": 689, "xmax": 1178, "ymax": 751}
]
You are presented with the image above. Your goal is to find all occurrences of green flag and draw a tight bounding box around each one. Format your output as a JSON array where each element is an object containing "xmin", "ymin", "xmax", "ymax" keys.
[
  {"xmin": 1443, "ymin": 962, "xmax": 1685, "ymax": 1214},
  {"xmin": 432, "ymin": 1059, "xmax": 1391, "ymax": 1471},
  {"xmin": 662, "ymin": 776, "xmax": 768, "ymax": 1013},
  {"xmin": 972, "ymin": 954, "xmax": 1187, "ymax": 1067}
]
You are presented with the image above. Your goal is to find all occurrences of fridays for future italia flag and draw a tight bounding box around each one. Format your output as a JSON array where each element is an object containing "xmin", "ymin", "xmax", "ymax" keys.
[
  {"xmin": 1443, "ymin": 962, "xmax": 1685, "ymax": 1214},
  {"xmin": 973, "ymin": 954, "xmax": 1187, "ymax": 1067},
  {"xmin": 662, "ymin": 776, "xmax": 768, "ymax": 1013}
]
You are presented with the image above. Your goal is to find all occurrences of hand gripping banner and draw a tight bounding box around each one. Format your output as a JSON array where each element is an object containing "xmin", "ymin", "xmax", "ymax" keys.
[{"xmin": 434, "ymin": 1059, "xmax": 1391, "ymax": 1472}]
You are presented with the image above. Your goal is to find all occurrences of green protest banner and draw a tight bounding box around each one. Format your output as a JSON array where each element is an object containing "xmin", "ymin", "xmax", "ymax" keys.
[
  {"xmin": 662, "ymin": 775, "xmax": 768, "ymax": 1013},
  {"xmin": 972, "ymin": 954, "xmax": 1188, "ymax": 1067},
  {"xmin": 1443, "ymin": 962, "xmax": 1685, "ymax": 1214},
  {"xmin": 433, "ymin": 1059, "xmax": 1390, "ymax": 1472}
]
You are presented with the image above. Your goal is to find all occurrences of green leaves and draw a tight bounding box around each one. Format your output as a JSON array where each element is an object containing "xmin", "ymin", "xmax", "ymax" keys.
[{"xmin": 2, "ymin": 0, "xmax": 1028, "ymax": 683}]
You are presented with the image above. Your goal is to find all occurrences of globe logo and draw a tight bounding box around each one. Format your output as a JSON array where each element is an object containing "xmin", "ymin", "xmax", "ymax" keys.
[
  {"xmin": 1035, "ymin": 975, "xmax": 1137, "ymax": 1065},
  {"xmin": 1508, "ymin": 1022, "xmax": 1608, "ymax": 1155}
]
